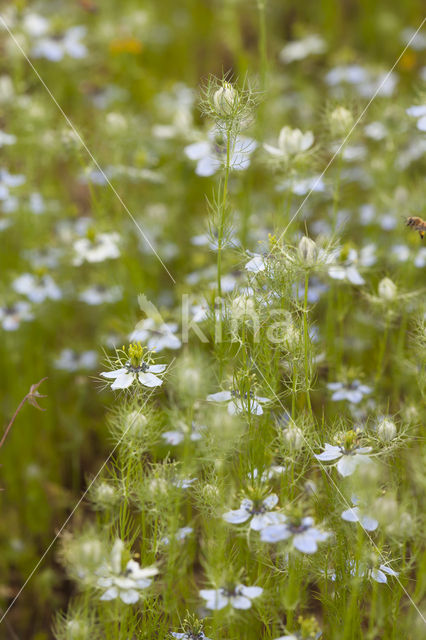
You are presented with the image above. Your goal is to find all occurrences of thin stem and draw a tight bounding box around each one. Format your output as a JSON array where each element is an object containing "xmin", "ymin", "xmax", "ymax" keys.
[
  {"xmin": 216, "ymin": 130, "xmax": 231, "ymax": 299},
  {"xmin": 303, "ymin": 271, "xmax": 313, "ymax": 418},
  {"xmin": 376, "ymin": 313, "xmax": 390, "ymax": 382},
  {"xmin": 257, "ymin": 0, "xmax": 268, "ymax": 90}
]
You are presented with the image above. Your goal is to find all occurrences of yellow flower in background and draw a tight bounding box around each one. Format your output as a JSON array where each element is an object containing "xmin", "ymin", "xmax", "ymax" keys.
[{"xmin": 109, "ymin": 37, "xmax": 143, "ymax": 55}]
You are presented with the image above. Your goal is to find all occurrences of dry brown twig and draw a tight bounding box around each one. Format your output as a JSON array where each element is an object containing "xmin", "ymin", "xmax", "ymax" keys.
[{"xmin": 0, "ymin": 377, "xmax": 48, "ymax": 453}]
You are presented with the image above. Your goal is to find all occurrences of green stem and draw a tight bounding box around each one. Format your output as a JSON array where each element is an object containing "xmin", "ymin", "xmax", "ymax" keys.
[
  {"xmin": 217, "ymin": 130, "xmax": 231, "ymax": 299},
  {"xmin": 303, "ymin": 271, "xmax": 313, "ymax": 419},
  {"xmin": 376, "ymin": 314, "xmax": 390, "ymax": 383},
  {"xmin": 257, "ymin": 0, "xmax": 268, "ymax": 90},
  {"xmin": 332, "ymin": 154, "xmax": 343, "ymax": 232}
]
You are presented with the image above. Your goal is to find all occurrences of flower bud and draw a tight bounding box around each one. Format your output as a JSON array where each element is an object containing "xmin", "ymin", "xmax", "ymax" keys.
[
  {"xmin": 329, "ymin": 106, "xmax": 353, "ymax": 136},
  {"xmin": 298, "ymin": 236, "xmax": 317, "ymax": 265},
  {"xmin": 282, "ymin": 425, "xmax": 304, "ymax": 450},
  {"xmin": 213, "ymin": 82, "xmax": 238, "ymax": 117},
  {"xmin": 378, "ymin": 277, "xmax": 397, "ymax": 301},
  {"xmin": 377, "ymin": 418, "xmax": 397, "ymax": 442},
  {"xmin": 278, "ymin": 126, "xmax": 314, "ymax": 156}
]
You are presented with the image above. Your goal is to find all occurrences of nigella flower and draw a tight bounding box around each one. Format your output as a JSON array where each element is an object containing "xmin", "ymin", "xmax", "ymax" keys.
[
  {"xmin": 172, "ymin": 477, "xmax": 197, "ymax": 489},
  {"xmin": 369, "ymin": 564, "xmax": 399, "ymax": 584},
  {"xmin": 245, "ymin": 252, "xmax": 266, "ymax": 273},
  {"xmin": 101, "ymin": 343, "xmax": 166, "ymax": 390},
  {"xmin": 406, "ymin": 104, "xmax": 426, "ymax": 132},
  {"xmin": 260, "ymin": 515, "xmax": 329, "ymax": 553},
  {"xmin": 55, "ymin": 349, "xmax": 98, "ymax": 371},
  {"xmin": 184, "ymin": 129, "xmax": 257, "ymax": 177},
  {"xmin": 328, "ymin": 248, "xmax": 368, "ymax": 286},
  {"xmin": 327, "ymin": 380, "xmax": 372, "ymax": 404},
  {"xmin": 323, "ymin": 558, "xmax": 398, "ymax": 584},
  {"xmin": 314, "ymin": 431, "xmax": 372, "ymax": 477},
  {"xmin": 161, "ymin": 526, "xmax": 193, "ymax": 546},
  {"xmin": 162, "ymin": 422, "xmax": 205, "ymax": 446},
  {"xmin": 0, "ymin": 302, "xmax": 33, "ymax": 331},
  {"xmin": 247, "ymin": 465, "xmax": 286, "ymax": 483},
  {"xmin": 279, "ymin": 34, "xmax": 326, "ymax": 63},
  {"xmin": 31, "ymin": 25, "xmax": 87, "ymax": 61},
  {"xmin": 72, "ymin": 231, "xmax": 120, "ymax": 265},
  {"xmin": 97, "ymin": 539, "xmax": 158, "ymax": 604},
  {"xmin": 130, "ymin": 317, "xmax": 181, "ymax": 351},
  {"xmin": 200, "ymin": 584, "xmax": 263, "ymax": 610},
  {"xmin": 12, "ymin": 273, "xmax": 62, "ymax": 303},
  {"xmin": 341, "ymin": 504, "xmax": 378, "ymax": 531},
  {"xmin": 0, "ymin": 169, "xmax": 25, "ymax": 201},
  {"xmin": 207, "ymin": 389, "xmax": 270, "ymax": 416},
  {"xmin": 0, "ymin": 130, "xmax": 16, "ymax": 147},
  {"xmin": 223, "ymin": 494, "xmax": 281, "ymax": 530},
  {"xmin": 79, "ymin": 285, "xmax": 122, "ymax": 306},
  {"xmin": 172, "ymin": 632, "xmax": 211, "ymax": 640}
]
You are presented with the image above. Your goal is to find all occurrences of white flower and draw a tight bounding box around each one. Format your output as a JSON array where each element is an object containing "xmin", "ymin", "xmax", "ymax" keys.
[
  {"xmin": 406, "ymin": 104, "xmax": 426, "ymax": 131},
  {"xmin": 369, "ymin": 564, "xmax": 399, "ymax": 584},
  {"xmin": 223, "ymin": 494, "xmax": 280, "ymax": 530},
  {"xmin": 341, "ymin": 496, "xmax": 378, "ymax": 531},
  {"xmin": 130, "ymin": 317, "xmax": 181, "ymax": 351},
  {"xmin": 324, "ymin": 558, "xmax": 398, "ymax": 584},
  {"xmin": 101, "ymin": 362, "xmax": 166, "ymax": 390},
  {"xmin": 315, "ymin": 441, "xmax": 372, "ymax": 477},
  {"xmin": 200, "ymin": 584, "xmax": 263, "ymax": 610},
  {"xmin": 79, "ymin": 285, "xmax": 122, "ymax": 305},
  {"xmin": 31, "ymin": 25, "xmax": 87, "ymax": 61},
  {"xmin": 101, "ymin": 343, "xmax": 166, "ymax": 390},
  {"xmin": 277, "ymin": 175, "xmax": 325, "ymax": 196},
  {"xmin": 264, "ymin": 126, "xmax": 314, "ymax": 160},
  {"xmin": 327, "ymin": 380, "xmax": 372, "ymax": 404},
  {"xmin": 279, "ymin": 34, "xmax": 326, "ymax": 63},
  {"xmin": 245, "ymin": 253, "xmax": 266, "ymax": 273},
  {"xmin": 0, "ymin": 169, "xmax": 25, "ymax": 201},
  {"xmin": 260, "ymin": 516, "xmax": 329, "ymax": 553},
  {"xmin": 0, "ymin": 302, "xmax": 33, "ymax": 331},
  {"xmin": 55, "ymin": 349, "xmax": 98, "ymax": 371},
  {"xmin": 341, "ymin": 506, "xmax": 378, "ymax": 531},
  {"xmin": 172, "ymin": 632, "xmax": 211, "ymax": 640},
  {"xmin": 162, "ymin": 422, "xmax": 205, "ymax": 446},
  {"xmin": 73, "ymin": 232, "xmax": 120, "ymax": 265},
  {"xmin": 184, "ymin": 129, "xmax": 257, "ymax": 177},
  {"xmin": 172, "ymin": 477, "xmax": 197, "ymax": 489},
  {"xmin": 207, "ymin": 389, "xmax": 270, "ymax": 416},
  {"xmin": 0, "ymin": 130, "xmax": 16, "ymax": 147},
  {"xmin": 28, "ymin": 192, "xmax": 45, "ymax": 214},
  {"xmin": 161, "ymin": 526, "xmax": 193, "ymax": 546},
  {"xmin": 328, "ymin": 248, "xmax": 367, "ymax": 285},
  {"xmin": 12, "ymin": 273, "xmax": 62, "ymax": 303},
  {"xmin": 247, "ymin": 465, "xmax": 286, "ymax": 483},
  {"xmin": 97, "ymin": 539, "xmax": 158, "ymax": 604}
]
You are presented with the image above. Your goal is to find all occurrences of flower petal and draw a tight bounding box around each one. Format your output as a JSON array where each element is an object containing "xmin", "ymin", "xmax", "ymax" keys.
[
  {"xmin": 111, "ymin": 372, "xmax": 135, "ymax": 389},
  {"xmin": 101, "ymin": 368, "xmax": 126, "ymax": 379},
  {"xmin": 207, "ymin": 391, "xmax": 232, "ymax": 402},
  {"xmin": 230, "ymin": 595, "xmax": 252, "ymax": 609},
  {"xmin": 223, "ymin": 508, "xmax": 251, "ymax": 524},
  {"xmin": 138, "ymin": 372, "xmax": 163, "ymax": 387},
  {"xmin": 120, "ymin": 589, "xmax": 140, "ymax": 604}
]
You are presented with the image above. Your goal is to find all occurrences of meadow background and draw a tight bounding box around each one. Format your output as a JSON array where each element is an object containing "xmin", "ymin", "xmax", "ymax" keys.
[{"xmin": 0, "ymin": 1, "xmax": 425, "ymax": 639}]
